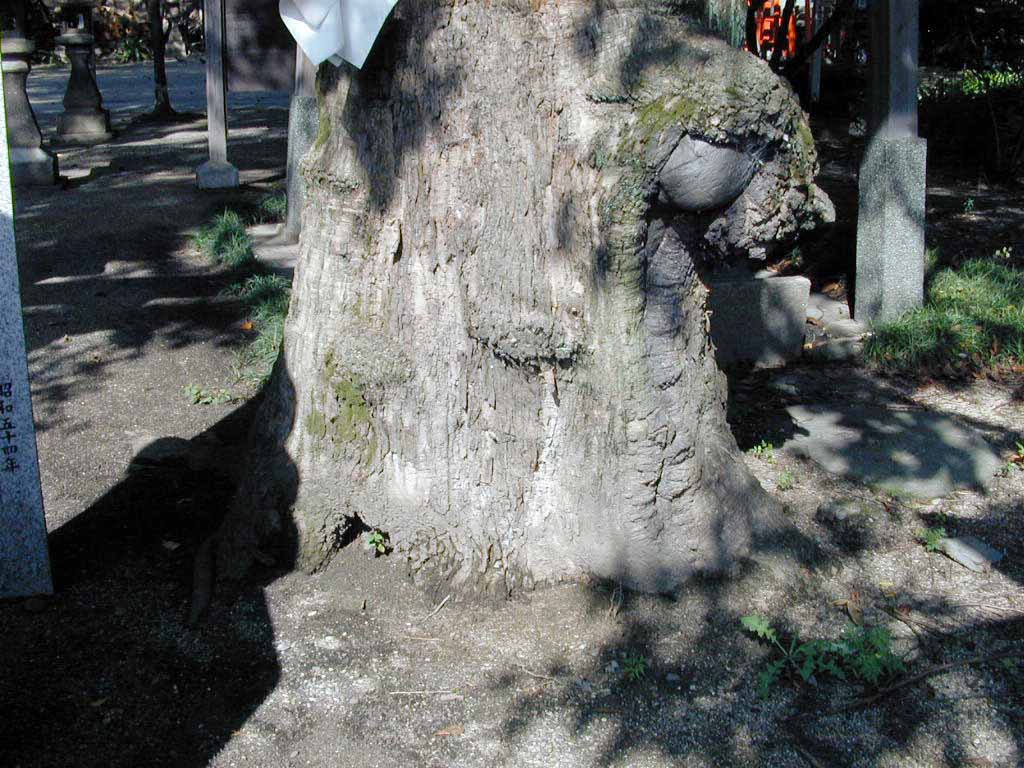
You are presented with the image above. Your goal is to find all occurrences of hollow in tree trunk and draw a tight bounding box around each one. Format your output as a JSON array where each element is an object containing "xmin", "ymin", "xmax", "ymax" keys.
[{"xmin": 219, "ymin": 0, "xmax": 834, "ymax": 594}]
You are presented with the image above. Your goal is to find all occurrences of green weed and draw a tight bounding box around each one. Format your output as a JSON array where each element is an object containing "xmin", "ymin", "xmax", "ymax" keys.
[
  {"xmin": 184, "ymin": 384, "xmax": 233, "ymax": 405},
  {"xmin": 740, "ymin": 615, "xmax": 905, "ymax": 698},
  {"xmin": 916, "ymin": 526, "xmax": 947, "ymax": 552},
  {"xmin": 367, "ymin": 529, "xmax": 390, "ymax": 555},
  {"xmin": 776, "ymin": 471, "xmax": 795, "ymax": 491},
  {"xmin": 749, "ymin": 440, "xmax": 775, "ymax": 463}
]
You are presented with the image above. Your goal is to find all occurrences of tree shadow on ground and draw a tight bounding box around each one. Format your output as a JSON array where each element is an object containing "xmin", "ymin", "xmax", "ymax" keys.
[
  {"xmin": 14, "ymin": 107, "xmax": 288, "ymax": 437},
  {"xmin": 0, "ymin": 394, "xmax": 299, "ymax": 768}
]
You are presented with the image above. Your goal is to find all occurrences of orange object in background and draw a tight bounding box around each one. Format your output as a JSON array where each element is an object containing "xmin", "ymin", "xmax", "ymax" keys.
[{"xmin": 749, "ymin": 0, "xmax": 801, "ymax": 61}]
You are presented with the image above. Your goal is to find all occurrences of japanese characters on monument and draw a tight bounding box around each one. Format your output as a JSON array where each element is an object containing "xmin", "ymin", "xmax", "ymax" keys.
[{"xmin": 0, "ymin": 59, "xmax": 53, "ymax": 598}]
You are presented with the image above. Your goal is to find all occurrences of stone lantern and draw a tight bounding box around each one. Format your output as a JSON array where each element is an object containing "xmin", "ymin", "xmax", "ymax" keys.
[
  {"xmin": 0, "ymin": 1, "xmax": 58, "ymax": 186},
  {"xmin": 54, "ymin": 1, "xmax": 113, "ymax": 145}
]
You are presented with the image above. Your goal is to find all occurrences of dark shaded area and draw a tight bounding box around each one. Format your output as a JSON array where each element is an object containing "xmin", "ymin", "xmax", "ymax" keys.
[
  {"xmin": 0, "ymin": 396, "xmax": 301, "ymax": 768},
  {"xmin": 225, "ymin": 0, "xmax": 296, "ymax": 93}
]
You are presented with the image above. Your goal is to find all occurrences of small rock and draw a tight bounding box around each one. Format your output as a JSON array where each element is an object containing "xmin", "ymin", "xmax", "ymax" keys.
[
  {"xmin": 768, "ymin": 375, "xmax": 801, "ymax": 398},
  {"xmin": 816, "ymin": 498, "xmax": 882, "ymax": 523},
  {"xmin": 604, "ymin": 660, "xmax": 620, "ymax": 673},
  {"xmin": 315, "ymin": 635, "xmax": 343, "ymax": 651},
  {"xmin": 666, "ymin": 673, "xmax": 681, "ymax": 683},
  {"xmin": 936, "ymin": 536, "xmax": 1004, "ymax": 573},
  {"xmin": 824, "ymin": 318, "xmax": 870, "ymax": 340},
  {"xmin": 804, "ymin": 337, "xmax": 864, "ymax": 362}
]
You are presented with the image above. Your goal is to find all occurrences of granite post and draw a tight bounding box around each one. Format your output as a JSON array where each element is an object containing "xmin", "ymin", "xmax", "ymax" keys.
[
  {"xmin": 280, "ymin": 48, "xmax": 318, "ymax": 243},
  {"xmin": 1, "ymin": 25, "xmax": 58, "ymax": 186},
  {"xmin": 0, "ymin": 61, "xmax": 53, "ymax": 598},
  {"xmin": 196, "ymin": 0, "xmax": 239, "ymax": 189},
  {"xmin": 854, "ymin": 0, "xmax": 926, "ymax": 324},
  {"xmin": 54, "ymin": 30, "xmax": 114, "ymax": 145}
]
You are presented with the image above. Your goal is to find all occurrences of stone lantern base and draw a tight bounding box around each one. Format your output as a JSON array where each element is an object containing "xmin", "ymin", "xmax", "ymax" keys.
[
  {"xmin": 1, "ymin": 37, "xmax": 58, "ymax": 186},
  {"xmin": 54, "ymin": 32, "xmax": 114, "ymax": 145}
]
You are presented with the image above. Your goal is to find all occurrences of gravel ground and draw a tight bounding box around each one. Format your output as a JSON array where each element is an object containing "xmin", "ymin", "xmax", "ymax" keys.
[{"xmin": 0, "ymin": 95, "xmax": 1022, "ymax": 768}]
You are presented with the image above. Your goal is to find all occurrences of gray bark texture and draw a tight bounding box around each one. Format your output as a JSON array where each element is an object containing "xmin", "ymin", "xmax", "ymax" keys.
[{"xmin": 219, "ymin": 0, "xmax": 833, "ymax": 594}]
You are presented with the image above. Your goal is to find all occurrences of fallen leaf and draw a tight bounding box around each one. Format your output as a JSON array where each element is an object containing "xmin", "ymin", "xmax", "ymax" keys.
[
  {"xmin": 434, "ymin": 724, "xmax": 464, "ymax": 738},
  {"xmin": 240, "ymin": 320, "xmax": 254, "ymax": 331},
  {"xmin": 161, "ymin": 540, "xmax": 180, "ymax": 551}
]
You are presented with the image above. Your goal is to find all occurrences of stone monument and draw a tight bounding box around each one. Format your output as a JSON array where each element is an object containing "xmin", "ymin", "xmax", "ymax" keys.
[
  {"xmin": 854, "ymin": 0, "xmax": 926, "ymax": 324},
  {"xmin": 1, "ymin": 10, "xmax": 58, "ymax": 186},
  {"xmin": 54, "ymin": 5, "xmax": 114, "ymax": 146},
  {"xmin": 196, "ymin": 0, "xmax": 240, "ymax": 189},
  {"xmin": 0, "ymin": 61, "xmax": 54, "ymax": 599}
]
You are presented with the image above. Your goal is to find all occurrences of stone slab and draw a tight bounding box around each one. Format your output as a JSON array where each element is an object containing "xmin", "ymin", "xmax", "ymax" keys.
[
  {"xmin": 781, "ymin": 404, "xmax": 1002, "ymax": 499},
  {"xmin": 708, "ymin": 275, "xmax": 810, "ymax": 368},
  {"xmin": 0, "ymin": 65, "xmax": 53, "ymax": 598},
  {"xmin": 855, "ymin": 135, "xmax": 927, "ymax": 323}
]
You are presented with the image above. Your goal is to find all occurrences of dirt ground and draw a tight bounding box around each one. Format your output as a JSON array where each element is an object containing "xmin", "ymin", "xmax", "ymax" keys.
[{"xmin": 1, "ymin": 99, "xmax": 1023, "ymax": 768}]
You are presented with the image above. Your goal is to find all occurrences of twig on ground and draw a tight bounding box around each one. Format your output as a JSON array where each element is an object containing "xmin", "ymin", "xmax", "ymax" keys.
[
  {"xmin": 405, "ymin": 635, "xmax": 441, "ymax": 642},
  {"xmin": 387, "ymin": 689, "xmax": 457, "ymax": 696},
  {"xmin": 417, "ymin": 594, "xmax": 451, "ymax": 623},
  {"xmin": 515, "ymin": 663, "xmax": 554, "ymax": 681},
  {"xmin": 792, "ymin": 650, "xmax": 1024, "ymax": 720}
]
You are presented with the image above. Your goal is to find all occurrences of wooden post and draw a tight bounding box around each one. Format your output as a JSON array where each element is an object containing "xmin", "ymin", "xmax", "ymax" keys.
[{"xmin": 196, "ymin": 0, "xmax": 239, "ymax": 188}]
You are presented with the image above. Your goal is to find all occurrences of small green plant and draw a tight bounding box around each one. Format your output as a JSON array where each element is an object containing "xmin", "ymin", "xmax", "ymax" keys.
[
  {"xmin": 916, "ymin": 526, "xmax": 947, "ymax": 552},
  {"xmin": 367, "ymin": 529, "xmax": 390, "ymax": 555},
  {"xmin": 995, "ymin": 245, "xmax": 1014, "ymax": 262},
  {"xmin": 740, "ymin": 615, "xmax": 905, "ymax": 698},
  {"xmin": 776, "ymin": 471, "xmax": 794, "ymax": 491},
  {"xmin": 112, "ymin": 36, "xmax": 151, "ymax": 63},
  {"xmin": 623, "ymin": 653, "xmax": 649, "ymax": 681},
  {"xmin": 184, "ymin": 384, "xmax": 232, "ymax": 405},
  {"xmin": 963, "ymin": 197, "xmax": 975, "ymax": 213},
  {"xmin": 749, "ymin": 440, "xmax": 775, "ymax": 463}
]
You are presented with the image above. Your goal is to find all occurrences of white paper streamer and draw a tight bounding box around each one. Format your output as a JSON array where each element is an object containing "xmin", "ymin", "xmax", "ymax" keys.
[{"xmin": 279, "ymin": 0, "xmax": 399, "ymax": 69}]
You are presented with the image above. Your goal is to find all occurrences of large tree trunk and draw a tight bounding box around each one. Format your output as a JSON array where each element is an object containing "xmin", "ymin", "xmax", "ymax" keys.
[{"xmin": 220, "ymin": 0, "xmax": 832, "ymax": 594}]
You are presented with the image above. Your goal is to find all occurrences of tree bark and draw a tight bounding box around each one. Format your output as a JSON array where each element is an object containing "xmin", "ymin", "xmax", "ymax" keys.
[
  {"xmin": 220, "ymin": 0, "xmax": 833, "ymax": 595},
  {"xmin": 148, "ymin": 0, "xmax": 174, "ymax": 116}
]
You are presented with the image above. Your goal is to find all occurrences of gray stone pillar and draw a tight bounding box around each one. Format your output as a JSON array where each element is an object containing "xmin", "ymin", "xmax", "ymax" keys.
[
  {"xmin": 54, "ymin": 31, "xmax": 114, "ymax": 145},
  {"xmin": 0, "ymin": 35, "xmax": 58, "ymax": 186},
  {"xmin": 280, "ymin": 49, "xmax": 319, "ymax": 243},
  {"xmin": 0, "ymin": 60, "xmax": 54, "ymax": 598},
  {"xmin": 196, "ymin": 0, "xmax": 239, "ymax": 189},
  {"xmin": 854, "ymin": 0, "xmax": 926, "ymax": 324}
]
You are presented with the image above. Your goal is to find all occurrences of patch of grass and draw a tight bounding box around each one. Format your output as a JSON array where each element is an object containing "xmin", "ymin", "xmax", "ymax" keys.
[
  {"xmin": 741, "ymin": 615, "xmax": 905, "ymax": 698},
  {"xmin": 256, "ymin": 191, "xmax": 287, "ymax": 224},
  {"xmin": 916, "ymin": 526, "xmax": 947, "ymax": 552},
  {"xmin": 194, "ymin": 210, "xmax": 256, "ymax": 270},
  {"xmin": 228, "ymin": 275, "xmax": 292, "ymax": 388},
  {"xmin": 865, "ymin": 258, "xmax": 1024, "ymax": 374},
  {"xmin": 623, "ymin": 653, "xmax": 649, "ymax": 682}
]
